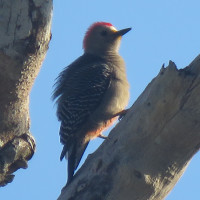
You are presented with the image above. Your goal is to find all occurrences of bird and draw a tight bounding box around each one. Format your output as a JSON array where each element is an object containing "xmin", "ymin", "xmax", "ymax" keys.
[{"xmin": 53, "ymin": 22, "xmax": 131, "ymax": 185}]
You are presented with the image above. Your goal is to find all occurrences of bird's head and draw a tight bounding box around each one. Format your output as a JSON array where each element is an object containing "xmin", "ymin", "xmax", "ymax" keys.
[{"xmin": 83, "ymin": 22, "xmax": 131, "ymax": 55}]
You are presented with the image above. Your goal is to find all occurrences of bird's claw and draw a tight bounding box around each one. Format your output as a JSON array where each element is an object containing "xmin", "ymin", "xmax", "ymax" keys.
[
  {"xmin": 117, "ymin": 109, "xmax": 129, "ymax": 120},
  {"xmin": 98, "ymin": 134, "xmax": 108, "ymax": 139}
]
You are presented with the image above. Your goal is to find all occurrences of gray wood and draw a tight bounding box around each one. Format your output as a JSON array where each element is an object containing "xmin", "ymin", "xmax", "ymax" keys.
[
  {"xmin": 58, "ymin": 55, "xmax": 200, "ymax": 200},
  {"xmin": 0, "ymin": 0, "xmax": 52, "ymax": 186}
]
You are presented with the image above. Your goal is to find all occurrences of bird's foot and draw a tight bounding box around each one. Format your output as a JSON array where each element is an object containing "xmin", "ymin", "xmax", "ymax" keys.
[
  {"xmin": 118, "ymin": 109, "xmax": 129, "ymax": 120},
  {"xmin": 113, "ymin": 109, "xmax": 129, "ymax": 121},
  {"xmin": 98, "ymin": 133, "xmax": 108, "ymax": 139}
]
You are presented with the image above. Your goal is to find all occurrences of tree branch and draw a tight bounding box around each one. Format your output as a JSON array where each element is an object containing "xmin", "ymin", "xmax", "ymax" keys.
[
  {"xmin": 0, "ymin": 0, "xmax": 52, "ymax": 186},
  {"xmin": 58, "ymin": 55, "xmax": 200, "ymax": 200}
]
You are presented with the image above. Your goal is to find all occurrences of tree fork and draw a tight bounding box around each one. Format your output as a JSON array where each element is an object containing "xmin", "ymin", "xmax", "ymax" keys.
[
  {"xmin": 0, "ymin": 0, "xmax": 52, "ymax": 186},
  {"xmin": 58, "ymin": 55, "xmax": 200, "ymax": 200}
]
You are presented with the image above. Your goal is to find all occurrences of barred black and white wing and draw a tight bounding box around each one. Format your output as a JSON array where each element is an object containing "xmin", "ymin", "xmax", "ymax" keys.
[{"xmin": 53, "ymin": 54, "xmax": 112, "ymax": 183}]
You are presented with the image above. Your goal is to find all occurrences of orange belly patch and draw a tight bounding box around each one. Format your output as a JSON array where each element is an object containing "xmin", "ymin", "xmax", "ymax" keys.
[{"xmin": 86, "ymin": 116, "xmax": 118, "ymax": 140}]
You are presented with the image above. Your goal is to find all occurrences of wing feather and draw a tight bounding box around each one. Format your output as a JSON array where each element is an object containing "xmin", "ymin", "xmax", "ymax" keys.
[{"xmin": 53, "ymin": 54, "xmax": 112, "ymax": 144}]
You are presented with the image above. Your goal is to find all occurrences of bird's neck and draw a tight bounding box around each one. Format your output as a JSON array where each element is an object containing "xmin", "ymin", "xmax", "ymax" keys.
[{"xmin": 84, "ymin": 49, "xmax": 120, "ymax": 60}]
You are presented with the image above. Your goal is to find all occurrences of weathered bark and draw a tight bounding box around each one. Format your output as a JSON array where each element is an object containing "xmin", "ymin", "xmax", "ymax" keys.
[
  {"xmin": 58, "ymin": 55, "xmax": 200, "ymax": 200},
  {"xmin": 0, "ymin": 0, "xmax": 52, "ymax": 186}
]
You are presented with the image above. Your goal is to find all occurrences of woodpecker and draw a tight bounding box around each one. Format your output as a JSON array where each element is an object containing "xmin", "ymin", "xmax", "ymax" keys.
[{"xmin": 53, "ymin": 22, "xmax": 131, "ymax": 185}]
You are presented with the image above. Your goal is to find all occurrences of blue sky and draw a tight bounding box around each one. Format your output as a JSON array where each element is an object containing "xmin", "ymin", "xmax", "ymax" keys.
[{"xmin": 2, "ymin": 0, "xmax": 200, "ymax": 199}]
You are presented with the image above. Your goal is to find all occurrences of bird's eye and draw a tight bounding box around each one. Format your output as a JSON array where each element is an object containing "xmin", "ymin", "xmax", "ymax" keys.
[{"xmin": 101, "ymin": 30, "xmax": 107, "ymax": 36}]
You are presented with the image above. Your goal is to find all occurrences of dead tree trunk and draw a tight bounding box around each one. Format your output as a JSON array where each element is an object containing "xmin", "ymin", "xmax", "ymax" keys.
[
  {"xmin": 0, "ymin": 0, "xmax": 52, "ymax": 186},
  {"xmin": 58, "ymin": 55, "xmax": 200, "ymax": 200}
]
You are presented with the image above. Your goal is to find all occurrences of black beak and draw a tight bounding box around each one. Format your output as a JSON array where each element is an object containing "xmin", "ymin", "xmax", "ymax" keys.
[{"xmin": 115, "ymin": 27, "xmax": 132, "ymax": 36}]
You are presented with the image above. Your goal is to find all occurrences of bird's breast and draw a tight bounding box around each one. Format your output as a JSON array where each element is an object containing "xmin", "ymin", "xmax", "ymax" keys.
[
  {"xmin": 107, "ymin": 75, "xmax": 130, "ymax": 113},
  {"xmin": 92, "ymin": 64, "xmax": 129, "ymax": 121}
]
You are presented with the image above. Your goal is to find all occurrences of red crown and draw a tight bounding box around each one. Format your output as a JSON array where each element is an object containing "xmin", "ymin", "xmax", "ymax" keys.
[{"xmin": 83, "ymin": 22, "xmax": 113, "ymax": 49}]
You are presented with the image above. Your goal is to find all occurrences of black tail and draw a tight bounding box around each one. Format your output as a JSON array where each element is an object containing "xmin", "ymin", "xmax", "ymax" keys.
[
  {"xmin": 67, "ymin": 143, "xmax": 76, "ymax": 184},
  {"xmin": 61, "ymin": 141, "xmax": 90, "ymax": 185},
  {"xmin": 60, "ymin": 145, "xmax": 68, "ymax": 161}
]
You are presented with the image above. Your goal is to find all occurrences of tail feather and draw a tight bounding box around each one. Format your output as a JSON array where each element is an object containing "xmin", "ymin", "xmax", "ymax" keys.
[
  {"xmin": 63, "ymin": 141, "xmax": 90, "ymax": 185},
  {"xmin": 74, "ymin": 141, "xmax": 89, "ymax": 171},
  {"xmin": 67, "ymin": 144, "xmax": 76, "ymax": 184},
  {"xmin": 60, "ymin": 145, "xmax": 68, "ymax": 161}
]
